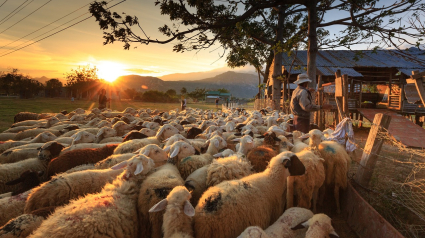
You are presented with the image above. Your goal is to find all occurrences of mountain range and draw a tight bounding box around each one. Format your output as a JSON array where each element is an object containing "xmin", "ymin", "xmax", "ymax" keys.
[{"xmin": 115, "ymin": 71, "xmax": 260, "ymax": 98}]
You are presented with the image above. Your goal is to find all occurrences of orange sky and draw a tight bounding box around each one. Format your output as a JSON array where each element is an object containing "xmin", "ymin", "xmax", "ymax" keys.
[{"xmin": 0, "ymin": 0, "xmax": 231, "ymax": 81}]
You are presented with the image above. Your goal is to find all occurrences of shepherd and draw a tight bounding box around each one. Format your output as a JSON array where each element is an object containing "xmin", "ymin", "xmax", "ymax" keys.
[{"xmin": 290, "ymin": 73, "xmax": 331, "ymax": 133}]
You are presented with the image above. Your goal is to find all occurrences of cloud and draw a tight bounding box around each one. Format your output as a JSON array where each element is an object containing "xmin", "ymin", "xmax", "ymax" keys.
[{"xmin": 125, "ymin": 68, "xmax": 161, "ymax": 74}]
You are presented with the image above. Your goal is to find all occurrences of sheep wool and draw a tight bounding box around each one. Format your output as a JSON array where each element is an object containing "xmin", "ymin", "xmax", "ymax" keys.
[
  {"xmin": 206, "ymin": 155, "xmax": 253, "ymax": 187},
  {"xmin": 47, "ymin": 144, "xmax": 118, "ymax": 178},
  {"xmin": 28, "ymin": 155, "xmax": 155, "ymax": 238},
  {"xmin": 246, "ymin": 146, "xmax": 277, "ymax": 172},
  {"xmin": 184, "ymin": 166, "xmax": 209, "ymax": 206},
  {"xmin": 24, "ymin": 168, "xmax": 123, "ymax": 213},
  {"xmin": 0, "ymin": 190, "xmax": 31, "ymax": 227},
  {"xmin": 291, "ymin": 213, "xmax": 339, "ymax": 238},
  {"xmin": 193, "ymin": 152, "xmax": 306, "ymax": 238}
]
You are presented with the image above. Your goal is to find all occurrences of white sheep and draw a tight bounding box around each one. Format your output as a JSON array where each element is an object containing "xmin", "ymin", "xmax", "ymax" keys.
[
  {"xmin": 206, "ymin": 155, "xmax": 253, "ymax": 187},
  {"xmin": 193, "ymin": 151, "xmax": 306, "ymax": 238},
  {"xmin": 291, "ymin": 213, "xmax": 339, "ymax": 238},
  {"xmin": 291, "ymin": 130, "xmax": 309, "ymax": 153},
  {"xmin": 0, "ymin": 142, "xmax": 64, "ymax": 194},
  {"xmin": 149, "ymin": 186, "xmax": 195, "ymax": 238},
  {"xmin": 0, "ymin": 131, "xmax": 57, "ymax": 153},
  {"xmin": 28, "ymin": 155, "xmax": 155, "ymax": 238},
  {"xmin": 113, "ymin": 124, "xmax": 180, "ymax": 154},
  {"xmin": 94, "ymin": 126, "xmax": 117, "ymax": 143},
  {"xmin": 0, "ymin": 190, "xmax": 32, "ymax": 227},
  {"xmin": 286, "ymin": 150, "xmax": 325, "ymax": 213},
  {"xmin": 237, "ymin": 207, "xmax": 313, "ymax": 238}
]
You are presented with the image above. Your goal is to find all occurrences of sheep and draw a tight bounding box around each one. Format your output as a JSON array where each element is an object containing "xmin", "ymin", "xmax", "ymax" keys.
[
  {"xmin": 301, "ymin": 129, "xmax": 351, "ymax": 214},
  {"xmin": 0, "ymin": 145, "xmax": 44, "ymax": 164},
  {"xmin": 0, "ymin": 190, "xmax": 32, "ymax": 227},
  {"xmin": 286, "ymin": 150, "xmax": 325, "ymax": 213},
  {"xmin": 47, "ymin": 144, "xmax": 118, "ymax": 178},
  {"xmin": 113, "ymin": 124, "xmax": 179, "ymax": 154},
  {"xmin": 184, "ymin": 166, "xmax": 209, "ymax": 206},
  {"xmin": 177, "ymin": 136, "xmax": 227, "ymax": 180},
  {"xmin": 206, "ymin": 155, "xmax": 253, "ymax": 187},
  {"xmin": 138, "ymin": 163, "xmax": 185, "ymax": 238},
  {"xmin": 24, "ymin": 167, "xmax": 124, "ymax": 213},
  {"xmin": 13, "ymin": 112, "xmax": 49, "ymax": 123},
  {"xmin": 233, "ymin": 135, "xmax": 255, "ymax": 155},
  {"xmin": 69, "ymin": 130, "xmax": 96, "ymax": 145},
  {"xmin": 28, "ymin": 155, "xmax": 156, "ymax": 238},
  {"xmin": 0, "ymin": 132, "xmax": 57, "ymax": 153},
  {"xmin": 121, "ymin": 131, "xmax": 149, "ymax": 142},
  {"xmin": 95, "ymin": 153, "xmax": 135, "ymax": 169},
  {"xmin": 136, "ymin": 144, "xmax": 168, "ymax": 168},
  {"xmin": 4, "ymin": 170, "xmax": 44, "ymax": 196},
  {"xmin": 149, "ymin": 186, "xmax": 195, "ymax": 238},
  {"xmin": 291, "ymin": 213, "xmax": 339, "ymax": 238},
  {"xmin": 13, "ymin": 128, "xmax": 61, "ymax": 141},
  {"xmin": 59, "ymin": 142, "xmax": 116, "ymax": 153},
  {"xmin": 58, "ymin": 128, "xmax": 99, "ymax": 138},
  {"xmin": 0, "ymin": 142, "xmax": 64, "ymax": 194},
  {"xmin": 166, "ymin": 141, "xmax": 196, "ymax": 165},
  {"xmin": 237, "ymin": 207, "xmax": 313, "ymax": 238},
  {"xmin": 291, "ymin": 130, "xmax": 309, "ymax": 153},
  {"xmin": 0, "ymin": 207, "xmax": 56, "ymax": 238},
  {"xmin": 193, "ymin": 151, "xmax": 306, "ymax": 238},
  {"xmin": 113, "ymin": 121, "xmax": 133, "ymax": 136},
  {"xmin": 0, "ymin": 133, "xmax": 17, "ymax": 142},
  {"xmin": 94, "ymin": 126, "xmax": 117, "ymax": 143},
  {"xmin": 247, "ymin": 145, "xmax": 277, "ymax": 173},
  {"xmin": 4, "ymin": 117, "xmax": 60, "ymax": 134}
]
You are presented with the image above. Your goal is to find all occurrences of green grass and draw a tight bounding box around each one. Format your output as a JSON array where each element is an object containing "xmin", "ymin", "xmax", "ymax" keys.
[{"xmin": 0, "ymin": 97, "xmax": 220, "ymax": 132}]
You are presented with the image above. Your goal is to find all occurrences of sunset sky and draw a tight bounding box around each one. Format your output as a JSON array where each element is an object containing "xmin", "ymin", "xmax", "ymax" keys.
[
  {"xmin": 0, "ymin": 0, "xmax": 417, "ymax": 82},
  {"xmin": 0, "ymin": 0, "xmax": 234, "ymax": 81}
]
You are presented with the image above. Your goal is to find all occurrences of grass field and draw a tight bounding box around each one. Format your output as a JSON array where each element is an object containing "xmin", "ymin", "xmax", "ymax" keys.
[{"xmin": 0, "ymin": 97, "xmax": 221, "ymax": 132}]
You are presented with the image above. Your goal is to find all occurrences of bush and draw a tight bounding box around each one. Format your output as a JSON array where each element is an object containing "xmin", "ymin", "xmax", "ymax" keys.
[{"xmin": 141, "ymin": 90, "xmax": 179, "ymax": 103}]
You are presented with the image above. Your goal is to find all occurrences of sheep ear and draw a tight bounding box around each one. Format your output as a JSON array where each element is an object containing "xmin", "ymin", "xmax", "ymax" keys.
[
  {"xmin": 232, "ymin": 138, "xmax": 241, "ymax": 142},
  {"xmin": 184, "ymin": 200, "xmax": 195, "ymax": 217},
  {"xmin": 163, "ymin": 146, "xmax": 171, "ymax": 152},
  {"xmin": 156, "ymin": 126, "xmax": 166, "ymax": 138},
  {"xmin": 229, "ymin": 125, "xmax": 234, "ymax": 131},
  {"xmin": 285, "ymin": 155, "xmax": 306, "ymax": 176},
  {"xmin": 133, "ymin": 148, "xmax": 141, "ymax": 154},
  {"xmin": 246, "ymin": 138, "xmax": 253, "ymax": 144},
  {"xmin": 163, "ymin": 137, "xmax": 170, "ymax": 142},
  {"xmin": 286, "ymin": 141, "xmax": 295, "ymax": 147},
  {"xmin": 169, "ymin": 146, "xmax": 180, "ymax": 158},
  {"xmin": 291, "ymin": 220, "xmax": 309, "ymax": 230},
  {"xmin": 213, "ymin": 139, "xmax": 219, "ymax": 148},
  {"xmin": 134, "ymin": 162, "xmax": 144, "ymax": 175},
  {"xmin": 213, "ymin": 152, "xmax": 222, "ymax": 158},
  {"xmin": 73, "ymin": 133, "xmax": 83, "ymax": 142},
  {"xmin": 142, "ymin": 149, "xmax": 150, "ymax": 156},
  {"xmin": 111, "ymin": 161, "xmax": 128, "ymax": 170},
  {"xmin": 96, "ymin": 128, "xmax": 105, "ymax": 138},
  {"xmin": 149, "ymin": 198, "xmax": 168, "ymax": 213},
  {"xmin": 5, "ymin": 177, "xmax": 24, "ymax": 185},
  {"xmin": 298, "ymin": 133, "xmax": 310, "ymax": 139},
  {"xmin": 329, "ymin": 231, "xmax": 339, "ymax": 238}
]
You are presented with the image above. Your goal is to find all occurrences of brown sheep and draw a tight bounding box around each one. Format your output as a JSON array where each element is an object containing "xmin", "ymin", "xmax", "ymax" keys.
[{"xmin": 46, "ymin": 144, "xmax": 118, "ymax": 178}]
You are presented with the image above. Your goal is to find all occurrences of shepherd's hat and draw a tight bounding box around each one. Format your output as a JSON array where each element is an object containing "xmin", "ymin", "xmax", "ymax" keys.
[{"xmin": 294, "ymin": 73, "xmax": 312, "ymax": 84}]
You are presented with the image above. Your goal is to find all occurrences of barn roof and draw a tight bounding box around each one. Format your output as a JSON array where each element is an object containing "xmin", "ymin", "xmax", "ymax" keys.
[{"xmin": 282, "ymin": 49, "xmax": 425, "ymax": 77}]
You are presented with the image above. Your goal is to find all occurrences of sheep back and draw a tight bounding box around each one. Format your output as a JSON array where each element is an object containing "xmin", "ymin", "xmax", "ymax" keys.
[
  {"xmin": 0, "ymin": 190, "xmax": 31, "ymax": 227},
  {"xmin": 14, "ymin": 129, "xmax": 60, "ymax": 141},
  {"xmin": 185, "ymin": 165, "xmax": 209, "ymax": 206},
  {"xmin": 13, "ymin": 112, "xmax": 40, "ymax": 123},
  {"xmin": 206, "ymin": 156, "xmax": 253, "ymax": 187},
  {"xmin": 0, "ymin": 213, "xmax": 44, "ymax": 238},
  {"xmin": 178, "ymin": 154, "xmax": 214, "ymax": 180},
  {"xmin": 247, "ymin": 146, "xmax": 277, "ymax": 172},
  {"xmin": 318, "ymin": 141, "xmax": 349, "ymax": 188},
  {"xmin": 24, "ymin": 169, "xmax": 122, "ymax": 213},
  {"xmin": 47, "ymin": 144, "xmax": 118, "ymax": 178},
  {"xmin": 95, "ymin": 153, "xmax": 134, "ymax": 169},
  {"xmin": 113, "ymin": 137, "xmax": 159, "ymax": 154},
  {"xmin": 138, "ymin": 164, "xmax": 184, "ymax": 238}
]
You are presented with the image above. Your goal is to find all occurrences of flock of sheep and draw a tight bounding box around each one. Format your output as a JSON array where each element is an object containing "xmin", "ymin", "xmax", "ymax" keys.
[{"xmin": 0, "ymin": 106, "xmax": 351, "ymax": 238}]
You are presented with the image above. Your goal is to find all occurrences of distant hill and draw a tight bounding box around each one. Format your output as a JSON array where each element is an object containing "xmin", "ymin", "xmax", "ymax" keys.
[
  {"xmin": 115, "ymin": 71, "xmax": 260, "ymax": 98},
  {"xmin": 33, "ymin": 76, "xmax": 66, "ymax": 84}
]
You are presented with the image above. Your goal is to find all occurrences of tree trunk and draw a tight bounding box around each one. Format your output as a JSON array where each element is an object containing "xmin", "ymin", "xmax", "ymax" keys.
[
  {"xmin": 307, "ymin": 0, "xmax": 318, "ymax": 124},
  {"xmin": 271, "ymin": 6, "xmax": 285, "ymax": 110}
]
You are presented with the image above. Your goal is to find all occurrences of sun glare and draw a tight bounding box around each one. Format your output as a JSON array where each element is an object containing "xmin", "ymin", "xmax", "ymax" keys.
[{"xmin": 97, "ymin": 61, "xmax": 127, "ymax": 83}]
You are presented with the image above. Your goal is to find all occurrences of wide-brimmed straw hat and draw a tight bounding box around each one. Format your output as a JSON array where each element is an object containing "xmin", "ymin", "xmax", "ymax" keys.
[{"xmin": 294, "ymin": 73, "xmax": 312, "ymax": 84}]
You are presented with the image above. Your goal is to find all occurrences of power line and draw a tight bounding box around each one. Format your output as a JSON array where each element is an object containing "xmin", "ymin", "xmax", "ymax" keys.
[
  {"xmin": 0, "ymin": 1, "xmax": 92, "ymax": 51},
  {"xmin": 0, "ymin": 0, "xmax": 127, "ymax": 58},
  {"xmin": 0, "ymin": 0, "xmax": 33, "ymax": 26},
  {"xmin": 0, "ymin": 0, "xmax": 9, "ymax": 10},
  {"xmin": 0, "ymin": 0, "xmax": 53, "ymax": 35}
]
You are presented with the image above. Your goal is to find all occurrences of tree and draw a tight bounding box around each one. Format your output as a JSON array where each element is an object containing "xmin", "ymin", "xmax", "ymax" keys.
[
  {"xmin": 0, "ymin": 69, "xmax": 44, "ymax": 98},
  {"xmin": 123, "ymin": 88, "xmax": 138, "ymax": 99},
  {"xmin": 90, "ymin": 0, "xmax": 424, "ymax": 109},
  {"xmin": 187, "ymin": 88, "xmax": 207, "ymax": 101},
  {"xmin": 65, "ymin": 65, "xmax": 104, "ymax": 99},
  {"xmin": 216, "ymin": 88, "xmax": 229, "ymax": 93},
  {"xmin": 180, "ymin": 87, "xmax": 187, "ymax": 95},
  {"xmin": 45, "ymin": 79, "xmax": 63, "ymax": 97},
  {"xmin": 166, "ymin": 89, "xmax": 177, "ymax": 97}
]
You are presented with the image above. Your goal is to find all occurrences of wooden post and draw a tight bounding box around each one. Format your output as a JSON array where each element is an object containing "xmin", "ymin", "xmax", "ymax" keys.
[
  {"xmin": 317, "ymin": 75, "xmax": 324, "ymax": 130},
  {"xmin": 355, "ymin": 113, "xmax": 392, "ymax": 187},
  {"xmin": 359, "ymin": 81, "xmax": 363, "ymax": 108},
  {"xmin": 343, "ymin": 74, "xmax": 349, "ymax": 114},
  {"xmin": 408, "ymin": 70, "xmax": 425, "ymax": 106}
]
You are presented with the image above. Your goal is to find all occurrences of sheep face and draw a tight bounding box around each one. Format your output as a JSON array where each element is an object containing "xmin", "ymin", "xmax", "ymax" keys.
[
  {"xmin": 124, "ymin": 107, "xmax": 137, "ymax": 115},
  {"xmin": 71, "ymin": 131, "xmax": 96, "ymax": 144},
  {"xmin": 112, "ymin": 154, "xmax": 155, "ymax": 180},
  {"xmin": 38, "ymin": 141, "xmax": 64, "ymax": 161},
  {"xmin": 167, "ymin": 141, "xmax": 195, "ymax": 162},
  {"xmin": 40, "ymin": 132, "xmax": 57, "ymax": 142},
  {"xmin": 157, "ymin": 125, "xmax": 179, "ymax": 140},
  {"xmin": 149, "ymin": 186, "xmax": 195, "ymax": 217},
  {"xmin": 47, "ymin": 117, "xmax": 60, "ymax": 127},
  {"xmin": 138, "ymin": 144, "xmax": 168, "ymax": 167},
  {"xmin": 208, "ymin": 135, "xmax": 227, "ymax": 150},
  {"xmin": 140, "ymin": 128, "xmax": 156, "ymax": 137},
  {"xmin": 164, "ymin": 134, "xmax": 189, "ymax": 147},
  {"xmin": 96, "ymin": 127, "xmax": 117, "ymax": 142},
  {"xmin": 274, "ymin": 151, "xmax": 306, "ymax": 176},
  {"xmin": 74, "ymin": 108, "xmax": 85, "ymax": 114},
  {"xmin": 291, "ymin": 214, "xmax": 339, "ymax": 238}
]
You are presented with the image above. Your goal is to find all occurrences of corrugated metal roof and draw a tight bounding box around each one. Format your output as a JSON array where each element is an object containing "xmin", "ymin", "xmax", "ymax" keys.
[{"xmin": 282, "ymin": 50, "xmax": 425, "ymax": 77}]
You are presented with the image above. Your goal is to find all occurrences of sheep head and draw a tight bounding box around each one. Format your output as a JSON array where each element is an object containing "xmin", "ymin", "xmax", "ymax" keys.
[
  {"xmin": 156, "ymin": 124, "xmax": 179, "ymax": 141},
  {"xmin": 136, "ymin": 144, "xmax": 167, "ymax": 167},
  {"xmin": 149, "ymin": 186, "xmax": 195, "ymax": 217},
  {"xmin": 272, "ymin": 151, "xmax": 305, "ymax": 176},
  {"xmin": 96, "ymin": 127, "xmax": 117, "ymax": 143},
  {"xmin": 291, "ymin": 214, "xmax": 339, "ymax": 238},
  {"xmin": 111, "ymin": 154, "xmax": 155, "ymax": 180},
  {"xmin": 140, "ymin": 128, "xmax": 156, "ymax": 137},
  {"xmin": 165, "ymin": 141, "xmax": 195, "ymax": 163},
  {"xmin": 38, "ymin": 141, "xmax": 64, "ymax": 161},
  {"xmin": 71, "ymin": 131, "xmax": 96, "ymax": 144},
  {"xmin": 39, "ymin": 131, "xmax": 57, "ymax": 142}
]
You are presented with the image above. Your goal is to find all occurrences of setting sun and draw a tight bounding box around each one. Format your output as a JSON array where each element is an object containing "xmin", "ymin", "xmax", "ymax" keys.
[{"xmin": 97, "ymin": 61, "xmax": 127, "ymax": 83}]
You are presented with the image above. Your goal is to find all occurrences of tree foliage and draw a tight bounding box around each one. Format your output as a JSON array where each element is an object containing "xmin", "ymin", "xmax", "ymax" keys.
[
  {"xmin": 45, "ymin": 79, "xmax": 63, "ymax": 97},
  {"xmin": 65, "ymin": 65, "xmax": 105, "ymax": 99},
  {"xmin": 180, "ymin": 87, "xmax": 187, "ymax": 95},
  {"xmin": 0, "ymin": 69, "xmax": 44, "ymax": 98},
  {"xmin": 187, "ymin": 87, "xmax": 206, "ymax": 101},
  {"xmin": 216, "ymin": 88, "xmax": 229, "ymax": 93}
]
